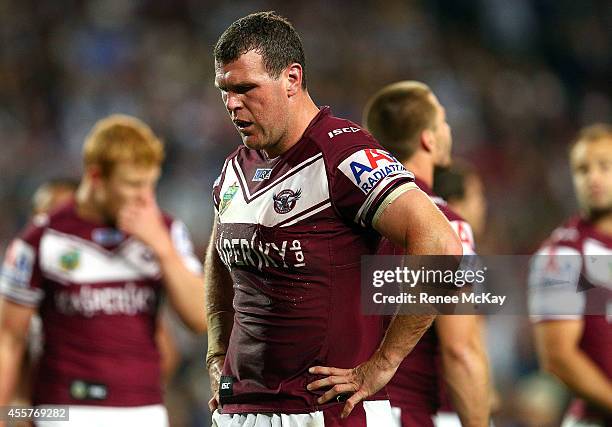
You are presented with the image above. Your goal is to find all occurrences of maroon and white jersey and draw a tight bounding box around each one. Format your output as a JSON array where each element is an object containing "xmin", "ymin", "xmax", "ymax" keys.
[
  {"xmin": 212, "ymin": 107, "xmax": 415, "ymax": 417},
  {"xmin": 0, "ymin": 202, "xmax": 201, "ymax": 407},
  {"xmin": 528, "ymin": 217, "xmax": 612, "ymax": 424},
  {"xmin": 379, "ymin": 178, "xmax": 475, "ymax": 425}
]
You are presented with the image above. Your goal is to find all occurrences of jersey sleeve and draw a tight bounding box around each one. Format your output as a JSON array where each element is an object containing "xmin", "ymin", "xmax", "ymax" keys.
[
  {"xmin": 0, "ymin": 221, "xmax": 46, "ymax": 307},
  {"xmin": 327, "ymin": 131, "xmax": 415, "ymax": 227},
  {"xmin": 527, "ymin": 244, "xmax": 584, "ymax": 322},
  {"xmin": 449, "ymin": 219, "xmax": 476, "ymax": 255},
  {"xmin": 170, "ymin": 220, "xmax": 202, "ymax": 274}
]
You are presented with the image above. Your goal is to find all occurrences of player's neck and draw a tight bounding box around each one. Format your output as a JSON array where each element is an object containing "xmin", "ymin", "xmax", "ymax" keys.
[
  {"xmin": 590, "ymin": 212, "xmax": 612, "ymax": 237},
  {"xmin": 75, "ymin": 181, "xmax": 107, "ymax": 225},
  {"xmin": 403, "ymin": 152, "xmax": 433, "ymax": 188},
  {"xmin": 264, "ymin": 94, "xmax": 319, "ymax": 158}
]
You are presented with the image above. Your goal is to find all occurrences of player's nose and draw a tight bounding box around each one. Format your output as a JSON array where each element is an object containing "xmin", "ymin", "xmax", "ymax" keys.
[{"xmin": 225, "ymin": 92, "xmax": 242, "ymax": 113}]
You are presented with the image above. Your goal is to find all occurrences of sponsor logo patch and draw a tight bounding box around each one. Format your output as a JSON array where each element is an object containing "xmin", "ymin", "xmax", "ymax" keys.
[
  {"xmin": 338, "ymin": 148, "xmax": 410, "ymax": 194},
  {"xmin": 1, "ymin": 239, "xmax": 35, "ymax": 287},
  {"xmin": 219, "ymin": 376, "xmax": 234, "ymax": 399},
  {"xmin": 92, "ymin": 228, "xmax": 124, "ymax": 246},
  {"xmin": 70, "ymin": 380, "xmax": 108, "ymax": 400},
  {"xmin": 219, "ymin": 182, "xmax": 239, "ymax": 215},
  {"xmin": 252, "ymin": 168, "xmax": 272, "ymax": 181},
  {"xmin": 59, "ymin": 249, "xmax": 80, "ymax": 271},
  {"xmin": 272, "ymin": 189, "xmax": 301, "ymax": 214}
]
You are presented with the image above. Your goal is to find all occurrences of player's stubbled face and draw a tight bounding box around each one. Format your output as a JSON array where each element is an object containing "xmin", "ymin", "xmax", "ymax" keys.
[
  {"xmin": 571, "ymin": 138, "xmax": 612, "ymax": 216},
  {"xmin": 215, "ymin": 50, "xmax": 290, "ymax": 155},
  {"xmin": 99, "ymin": 162, "xmax": 160, "ymax": 223}
]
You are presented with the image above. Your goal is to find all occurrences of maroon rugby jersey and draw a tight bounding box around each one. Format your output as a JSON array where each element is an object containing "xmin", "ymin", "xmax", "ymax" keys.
[
  {"xmin": 379, "ymin": 178, "xmax": 475, "ymax": 426},
  {"xmin": 212, "ymin": 107, "xmax": 415, "ymax": 417},
  {"xmin": 0, "ymin": 202, "xmax": 201, "ymax": 406},
  {"xmin": 529, "ymin": 217, "xmax": 612, "ymax": 425}
]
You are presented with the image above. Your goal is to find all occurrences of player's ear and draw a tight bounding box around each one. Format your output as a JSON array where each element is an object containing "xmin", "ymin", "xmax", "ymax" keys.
[
  {"xmin": 86, "ymin": 165, "xmax": 104, "ymax": 188},
  {"xmin": 420, "ymin": 129, "xmax": 434, "ymax": 153},
  {"xmin": 285, "ymin": 63, "xmax": 302, "ymax": 97}
]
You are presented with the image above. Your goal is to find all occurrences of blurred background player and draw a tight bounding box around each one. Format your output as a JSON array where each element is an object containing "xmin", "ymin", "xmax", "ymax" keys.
[
  {"xmin": 434, "ymin": 162, "xmax": 487, "ymax": 241},
  {"xmin": 31, "ymin": 179, "xmax": 79, "ymax": 216},
  {"xmin": 0, "ymin": 115, "xmax": 205, "ymax": 427},
  {"xmin": 12, "ymin": 178, "xmax": 79, "ymax": 406},
  {"xmin": 364, "ymin": 80, "xmax": 490, "ymax": 427},
  {"xmin": 529, "ymin": 123, "xmax": 612, "ymax": 427},
  {"xmin": 434, "ymin": 162, "xmax": 504, "ymax": 424},
  {"xmin": 14, "ymin": 178, "xmax": 180, "ymax": 406}
]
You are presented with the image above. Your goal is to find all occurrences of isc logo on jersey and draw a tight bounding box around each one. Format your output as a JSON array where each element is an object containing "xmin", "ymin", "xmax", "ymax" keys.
[
  {"xmin": 338, "ymin": 149, "xmax": 408, "ymax": 194},
  {"xmin": 328, "ymin": 127, "xmax": 360, "ymax": 138}
]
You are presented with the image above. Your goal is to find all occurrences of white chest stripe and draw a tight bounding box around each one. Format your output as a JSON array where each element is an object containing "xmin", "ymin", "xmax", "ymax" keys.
[
  {"xmin": 219, "ymin": 156, "xmax": 330, "ymax": 227},
  {"xmin": 40, "ymin": 229, "xmax": 161, "ymax": 284},
  {"xmin": 234, "ymin": 153, "xmax": 324, "ymax": 201}
]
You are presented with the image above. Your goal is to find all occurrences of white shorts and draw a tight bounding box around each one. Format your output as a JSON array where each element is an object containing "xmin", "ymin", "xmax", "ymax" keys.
[
  {"xmin": 433, "ymin": 411, "xmax": 497, "ymax": 427},
  {"xmin": 392, "ymin": 408, "xmax": 496, "ymax": 427},
  {"xmin": 35, "ymin": 404, "xmax": 168, "ymax": 427},
  {"xmin": 561, "ymin": 415, "xmax": 607, "ymax": 427},
  {"xmin": 212, "ymin": 400, "xmax": 394, "ymax": 426},
  {"xmin": 432, "ymin": 412, "xmax": 461, "ymax": 427}
]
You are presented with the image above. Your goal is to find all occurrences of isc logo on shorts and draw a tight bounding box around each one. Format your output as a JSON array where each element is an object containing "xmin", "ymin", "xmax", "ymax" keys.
[{"xmin": 338, "ymin": 148, "xmax": 409, "ymax": 194}]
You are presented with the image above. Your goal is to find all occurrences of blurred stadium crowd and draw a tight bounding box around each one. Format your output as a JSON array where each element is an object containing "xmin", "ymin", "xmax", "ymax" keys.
[{"xmin": 0, "ymin": 0, "xmax": 610, "ymax": 426}]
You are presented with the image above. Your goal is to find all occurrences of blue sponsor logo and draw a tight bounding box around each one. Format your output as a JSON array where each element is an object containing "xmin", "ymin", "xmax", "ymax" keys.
[
  {"xmin": 253, "ymin": 168, "xmax": 272, "ymax": 181},
  {"xmin": 92, "ymin": 228, "xmax": 125, "ymax": 246}
]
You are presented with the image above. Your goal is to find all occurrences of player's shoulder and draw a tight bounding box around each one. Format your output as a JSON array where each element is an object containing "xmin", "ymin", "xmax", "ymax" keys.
[
  {"xmin": 307, "ymin": 107, "xmax": 381, "ymax": 158},
  {"xmin": 220, "ymin": 144, "xmax": 246, "ymax": 165},
  {"xmin": 17, "ymin": 202, "xmax": 77, "ymax": 245},
  {"xmin": 537, "ymin": 216, "xmax": 583, "ymax": 254}
]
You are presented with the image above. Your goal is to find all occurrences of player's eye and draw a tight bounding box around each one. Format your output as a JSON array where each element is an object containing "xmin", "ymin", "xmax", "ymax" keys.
[
  {"xmin": 574, "ymin": 165, "xmax": 588, "ymax": 175},
  {"xmin": 235, "ymin": 85, "xmax": 254, "ymax": 94}
]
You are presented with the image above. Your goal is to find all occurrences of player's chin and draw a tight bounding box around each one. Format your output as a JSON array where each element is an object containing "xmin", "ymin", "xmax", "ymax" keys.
[{"xmin": 241, "ymin": 135, "xmax": 264, "ymax": 150}]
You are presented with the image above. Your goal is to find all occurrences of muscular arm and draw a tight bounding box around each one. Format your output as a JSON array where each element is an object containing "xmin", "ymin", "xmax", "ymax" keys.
[
  {"xmin": 436, "ymin": 315, "xmax": 490, "ymax": 427},
  {"xmin": 309, "ymin": 188, "xmax": 463, "ymax": 417},
  {"xmin": 204, "ymin": 216, "xmax": 234, "ymax": 411},
  {"xmin": 373, "ymin": 187, "xmax": 463, "ymax": 367},
  {"xmin": 534, "ymin": 319, "xmax": 612, "ymax": 412},
  {"xmin": 154, "ymin": 245, "xmax": 206, "ymax": 334},
  {"xmin": 0, "ymin": 298, "xmax": 35, "ymax": 406}
]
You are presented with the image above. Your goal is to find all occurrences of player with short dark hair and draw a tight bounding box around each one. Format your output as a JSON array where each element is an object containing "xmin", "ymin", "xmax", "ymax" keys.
[
  {"xmin": 364, "ymin": 80, "xmax": 490, "ymax": 427},
  {"xmin": 0, "ymin": 115, "xmax": 205, "ymax": 427},
  {"xmin": 206, "ymin": 12, "xmax": 463, "ymax": 427},
  {"xmin": 434, "ymin": 162, "xmax": 487, "ymax": 239},
  {"xmin": 529, "ymin": 123, "xmax": 612, "ymax": 427}
]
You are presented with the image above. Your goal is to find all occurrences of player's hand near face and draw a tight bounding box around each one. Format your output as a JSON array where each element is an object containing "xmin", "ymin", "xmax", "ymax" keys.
[
  {"xmin": 119, "ymin": 191, "xmax": 207, "ymax": 333},
  {"xmin": 117, "ymin": 192, "xmax": 173, "ymax": 257}
]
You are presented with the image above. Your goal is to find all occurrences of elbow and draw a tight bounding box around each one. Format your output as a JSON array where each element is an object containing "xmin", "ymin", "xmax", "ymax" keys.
[
  {"xmin": 538, "ymin": 353, "xmax": 569, "ymax": 379},
  {"xmin": 442, "ymin": 339, "xmax": 486, "ymax": 371},
  {"xmin": 185, "ymin": 316, "xmax": 207, "ymax": 335},
  {"xmin": 192, "ymin": 319, "xmax": 208, "ymax": 335},
  {"xmin": 445, "ymin": 228, "xmax": 463, "ymax": 257}
]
